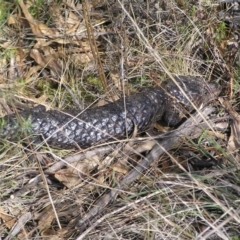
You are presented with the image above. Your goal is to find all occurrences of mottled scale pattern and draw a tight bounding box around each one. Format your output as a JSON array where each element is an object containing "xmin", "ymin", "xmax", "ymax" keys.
[{"xmin": 0, "ymin": 76, "xmax": 220, "ymax": 149}]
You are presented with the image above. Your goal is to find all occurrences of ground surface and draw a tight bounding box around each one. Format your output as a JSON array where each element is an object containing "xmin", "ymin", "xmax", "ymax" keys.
[{"xmin": 0, "ymin": 1, "xmax": 240, "ymax": 239}]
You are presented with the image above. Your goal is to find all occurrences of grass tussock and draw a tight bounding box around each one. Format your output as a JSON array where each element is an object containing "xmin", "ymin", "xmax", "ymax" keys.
[{"xmin": 0, "ymin": 0, "xmax": 240, "ymax": 239}]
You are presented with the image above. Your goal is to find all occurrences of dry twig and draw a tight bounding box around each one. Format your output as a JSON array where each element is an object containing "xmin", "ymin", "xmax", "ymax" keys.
[{"xmin": 74, "ymin": 106, "xmax": 217, "ymax": 236}]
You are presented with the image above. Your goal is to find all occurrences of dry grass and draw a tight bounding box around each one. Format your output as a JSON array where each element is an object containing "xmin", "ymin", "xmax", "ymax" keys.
[{"xmin": 0, "ymin": 0, "xmax": 240, "ymax": 239}]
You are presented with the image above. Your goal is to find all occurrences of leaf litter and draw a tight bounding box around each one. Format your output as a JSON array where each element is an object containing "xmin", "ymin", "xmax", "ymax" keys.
[{"xmin": 0, "ymin": 0, "xmax": 240, "ymax": 239}]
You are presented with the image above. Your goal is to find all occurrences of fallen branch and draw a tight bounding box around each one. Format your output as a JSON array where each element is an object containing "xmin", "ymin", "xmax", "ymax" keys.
[{"xmin": 74, "ymin": 106, "xmax": 217, "ymax": 237}]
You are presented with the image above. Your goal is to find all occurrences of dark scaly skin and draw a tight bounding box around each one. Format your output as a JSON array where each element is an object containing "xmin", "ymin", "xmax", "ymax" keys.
[{"xmin": 0, "ymin": 76, "xmax": 220, "ymax": 149}]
